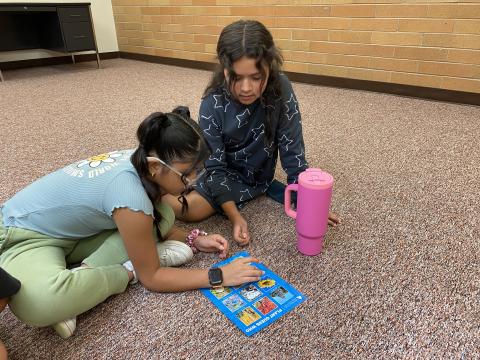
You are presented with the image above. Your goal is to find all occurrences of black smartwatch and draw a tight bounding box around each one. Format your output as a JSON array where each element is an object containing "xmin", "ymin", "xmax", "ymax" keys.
[{"xmin": 208, "ymin": 267, "xmax": 223, "ymax": 288}]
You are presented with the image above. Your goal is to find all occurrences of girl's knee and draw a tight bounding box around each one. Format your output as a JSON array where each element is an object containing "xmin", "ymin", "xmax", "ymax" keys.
[
  {"xmin": 9, "ymin": 289, "xmax": 64, "ymax": 327},
  {"xmin": 8, "ymin": 275, "xmax": 78, "ymax": 327}
]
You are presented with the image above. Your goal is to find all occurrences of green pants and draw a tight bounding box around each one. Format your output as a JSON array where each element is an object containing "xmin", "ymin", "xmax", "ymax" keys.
[{"xmin": 0, "ymin": 203, "xmax": 174, "ymax": 327}]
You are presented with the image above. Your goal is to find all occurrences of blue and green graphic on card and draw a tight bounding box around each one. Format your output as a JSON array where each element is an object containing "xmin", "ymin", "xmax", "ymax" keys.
[{"xmin": 200, "ymin": 251, "xmax": 307, "ymax": 336}]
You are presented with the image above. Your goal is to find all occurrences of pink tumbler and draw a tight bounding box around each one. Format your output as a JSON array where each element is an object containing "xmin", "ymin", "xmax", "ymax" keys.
[{"xmin": 284, "ymin": 168, "xmax": 334, "ymax": 256}]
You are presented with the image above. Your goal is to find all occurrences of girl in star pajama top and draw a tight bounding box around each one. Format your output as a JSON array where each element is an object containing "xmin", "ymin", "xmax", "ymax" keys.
[
  {"xmin": 164, "ymin": 20, "xmax": 340, "ymax": 244},
  {"xmin": 196, "ymin": 71, "xmax": 305, "ymax": 205}
]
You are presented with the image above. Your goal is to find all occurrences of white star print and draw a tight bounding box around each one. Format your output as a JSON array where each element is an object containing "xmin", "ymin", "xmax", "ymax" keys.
[
  {"xmin": 226, "ymin": 169, "xmax": 240, "ymax": 180},
  {"xmin": 213, "ymin": 94, "xmax": 222, "ymax": 109},
  {"xmin": 239, "ymin": 188, "xmax": 253, "ymax": 201},
  {"xmin": 251, "ymin": 123, "xmax": 265, "ymax": 141},
  {"xmin": 284, "ymin": 93, "xmax": 299, "ymax": 121},
  {"xmin": 278, "ymin": 134, "xmax": 294, "ymax": 152},
  {"xmin": 201, "ymin": 114, "xmax": 212, "ymax": 121},
  {"xmin": 220, "ymin": 177, "xmax": 231, "ymax": 190},
  {"xmin": 236, "ymin": 108, "xmax": 250, "ymax": 128},
  {"xmin": 246, "ymin": 169, "xmax": 254, "ymax": 178},
  {"xmin": 264, "ymin": 141, "xmax": 274, "ymax": 158},
  {"xmin": 235, "ymin": 149, "xmax": 251, "ymax": 163},
  {"xmin": 213, "ymin": 94, "xmax": 231, "ymax": 112},
  {"xmin": 209, "ymin": 148, "xmax": 223, "ymax": 162},
  {"xmin": 295, "ymin": 148, "xmax": 308, "ymax": 168},
  {"xmin": 211, "ymin": 117, "xmax": 220, "ymax": 129},
  {"xmin": 203, "ymin": 123, "xmax": 220, "ymax": 137}
]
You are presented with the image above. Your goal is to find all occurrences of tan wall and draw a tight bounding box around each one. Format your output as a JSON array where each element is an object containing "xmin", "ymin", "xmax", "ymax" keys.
[{"xmin": 112, "ymin": 1, "xmax": 480, "ymax": 94}]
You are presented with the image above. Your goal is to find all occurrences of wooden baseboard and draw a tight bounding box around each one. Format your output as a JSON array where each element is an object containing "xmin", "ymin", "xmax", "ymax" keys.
[
  {"xmin": 119, "ymin": 51, "xmax": 479, "ymax": 107},
  {"xmin": 0, "ymin": 52, "xmax": 119, "ymax": 70},
  {"xmin": 284, "ymin": 71, "xmax": 479, "ymax": 107},
  {"xmin": 119, "ymin": 51, "xmax": 216, "ymax": 72}
]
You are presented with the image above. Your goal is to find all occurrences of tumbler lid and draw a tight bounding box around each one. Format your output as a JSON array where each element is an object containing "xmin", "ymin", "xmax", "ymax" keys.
[{"xmin": 298, "ymin": 168, "xmax": 334, "ymax": 190}]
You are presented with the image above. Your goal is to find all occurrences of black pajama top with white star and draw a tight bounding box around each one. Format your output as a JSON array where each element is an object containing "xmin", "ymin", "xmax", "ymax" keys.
[{"xmin": 195, "ymin": 74, "xmax": 308, "ymax": 212}]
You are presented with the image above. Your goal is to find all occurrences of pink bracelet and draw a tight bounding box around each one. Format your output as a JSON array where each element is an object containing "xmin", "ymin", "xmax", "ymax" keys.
[{"xmin": 186, "ymin": 229, "xmax": 207, "ymax": 254}]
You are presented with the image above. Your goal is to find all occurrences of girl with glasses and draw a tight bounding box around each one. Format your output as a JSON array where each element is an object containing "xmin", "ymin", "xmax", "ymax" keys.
[
  {"xmin": 164, "ymin": 20, "xmax": 340, "ymax": 245},
  {"xmin": 0, "ymin": 107, "xmax": 263, "ymax": 339}
]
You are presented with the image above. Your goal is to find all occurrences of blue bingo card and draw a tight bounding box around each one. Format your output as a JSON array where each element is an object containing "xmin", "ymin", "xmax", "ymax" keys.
[{"xmin": 200, "ymin": 251, "xmax": 307, "ymax": 336}]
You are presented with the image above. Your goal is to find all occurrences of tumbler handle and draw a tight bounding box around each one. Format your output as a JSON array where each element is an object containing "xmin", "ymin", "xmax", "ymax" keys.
[{"xmin": 284, "ymin": 184, "xmax": 298, "ymax": 219}]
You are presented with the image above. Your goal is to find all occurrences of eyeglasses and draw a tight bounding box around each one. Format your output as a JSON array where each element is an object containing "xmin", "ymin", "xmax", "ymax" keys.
[{"xmin": 147, "ymin": 156, "xmax": 206, "ymax": 186}]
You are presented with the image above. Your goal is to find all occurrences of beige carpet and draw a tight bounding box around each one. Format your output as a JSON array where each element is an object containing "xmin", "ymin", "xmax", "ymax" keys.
[{"xmin": 0, "ymin": 59, "xmax": 479, "ymax": 359}]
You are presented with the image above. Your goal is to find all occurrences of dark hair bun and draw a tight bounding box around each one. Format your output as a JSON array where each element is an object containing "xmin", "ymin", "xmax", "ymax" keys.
[{"xmin": 172, "ymin": 106, "xmax": 191, "ymax": 119}]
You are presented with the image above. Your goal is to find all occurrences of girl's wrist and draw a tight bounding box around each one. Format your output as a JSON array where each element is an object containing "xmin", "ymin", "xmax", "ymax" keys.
[
  {"xmin": 227, "ymin": 212, "xmax": 243, "ymax": 222},
  {"xmin": 185, "ymin": 229, "xmax": 207, "ymax": 253}
]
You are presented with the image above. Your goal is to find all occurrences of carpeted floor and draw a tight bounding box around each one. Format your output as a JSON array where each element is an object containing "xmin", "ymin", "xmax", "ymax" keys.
[{"xmin": 0, "ymin": 59, "xmax": 478, "ymax": 359}]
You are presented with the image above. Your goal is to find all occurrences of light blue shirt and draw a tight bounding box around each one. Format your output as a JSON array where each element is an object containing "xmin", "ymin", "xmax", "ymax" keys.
[{"xmin": 2, "ymin": 149, "xmax": 153, "ymax": 239}]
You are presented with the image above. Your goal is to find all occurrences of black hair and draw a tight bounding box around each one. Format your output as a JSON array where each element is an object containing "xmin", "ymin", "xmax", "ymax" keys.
[
  {"xmin": 131, "ymin": 106, "xmax": 210, "ymax": 239},
  {"xmin": 203, "ymin": 20, "xmax": 283, "ymax": 143}
]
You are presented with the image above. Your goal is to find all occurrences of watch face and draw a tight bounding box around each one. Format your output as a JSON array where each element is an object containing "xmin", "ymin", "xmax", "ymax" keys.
[{"xmin": 209, "ymin": 268, "xmax": 223, "ymax": 286}]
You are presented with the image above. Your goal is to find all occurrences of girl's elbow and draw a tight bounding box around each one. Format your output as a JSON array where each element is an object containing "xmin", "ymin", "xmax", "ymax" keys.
[
  {"xmin": 137, "ymin": 270, "xmax": 162, "ymax": 292},
  {"xmin": 137, "ymin": 271, "xmax": 173, "ymax": 293},
  {"xmin": 139, "ymin": 277, "xmax": 167, "ymax": 292}
]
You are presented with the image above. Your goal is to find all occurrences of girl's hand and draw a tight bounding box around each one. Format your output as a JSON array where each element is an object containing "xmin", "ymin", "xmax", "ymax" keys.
[
  {"xmin": 328, "ymin": 211, "xmax": 341, "ymax": 227},
  {"xmin": 194, "ymin": 234, "xmax": 229, "ymax": 259},
  {"xmin": 231, "ymin": 215, "xmax": 250, "ymax": 245},
  {"xmin": 220, "ymin": 257, "xmax": 263, "ymax": 287}
]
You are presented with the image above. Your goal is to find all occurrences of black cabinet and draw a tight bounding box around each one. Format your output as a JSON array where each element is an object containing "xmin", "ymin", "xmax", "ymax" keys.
[
  {"xmin": 58, "ymin": 6, "xmax": 90, "ymax": 22},
  {"xmin": 0, "ymin": 3, "xmax": 100, "ymax": 81},
  {"xmin": 62, "ymin": 22, "xmax": 96, "ymax": 52}
]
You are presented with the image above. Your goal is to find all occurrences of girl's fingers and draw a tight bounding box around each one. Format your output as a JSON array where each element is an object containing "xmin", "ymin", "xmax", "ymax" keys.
[
  {"xmin": 216, "ymin": 236, "xmax": 228, "ymax": 247},
  {"xmin": 241, "ymin": 274, "xmax": 263, "ymax": 283},
  {"xmin": 212, "ymin": 237, "xmax": 224, "ymax": 250},
  {"xmin": 217, "ymin": 242, "xmax": 226, "ymax": 253},
  {"xmin": 208, "ymin": 236, "xmax": 227, "ymax": 257},
  {"xmin": 237, "ymin": 228, "xmax": 250, "ymax": 244},
  {"xmin": 239, "ymin": 257, "xmax": 259, "ymax": 264},
  {"xmin": 329, "ymin": 212, "xmax": 341, "ymax": 224},
  {"xmin": 235, "ymin": 234, "xmax": 249, "ymax": 245},
  {"xmin": 213, "ymin": 234, "xmax": 227, "ymax": 242},
  {"xmin": 246, "ymin": 268, "xmax": 263, "ymax": 276},
  {"xmin": 234, "ymin": 229, "xmax": 242, "ymax": 241}
]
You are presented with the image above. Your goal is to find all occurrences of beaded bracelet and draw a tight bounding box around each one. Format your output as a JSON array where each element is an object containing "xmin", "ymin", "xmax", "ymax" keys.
[{"xmin": 186, "ymin": 229, "xmax": 207, "ymax": 254}]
